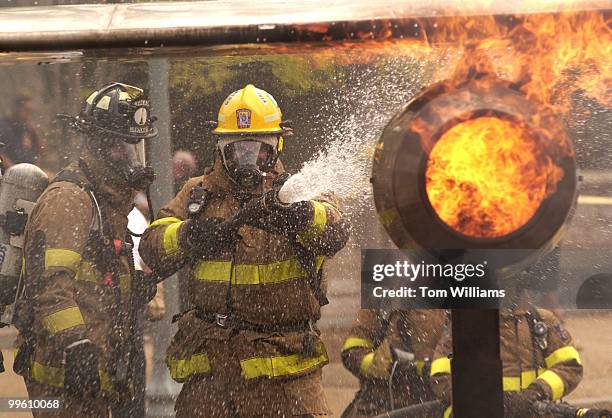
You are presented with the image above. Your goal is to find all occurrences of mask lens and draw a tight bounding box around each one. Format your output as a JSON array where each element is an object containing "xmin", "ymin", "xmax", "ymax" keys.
[
  {"xmin": 108, "ymin": 138, "xmax": 146, "ymax": 168},
  {"xmin": 223, "ymin": 140, "xmax": 274, "ymax": 172}
]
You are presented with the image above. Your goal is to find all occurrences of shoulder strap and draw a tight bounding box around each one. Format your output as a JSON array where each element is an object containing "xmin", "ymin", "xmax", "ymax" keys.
[
  {"xmin": 53, "ymin": 168, "xmax": 104, "ymax": 236},
  {"xmin": 526, "ymin": 307, "xmax": 548, "ymax": 366},
  {"xmin": 53, "ymin": 169, "xmax": 90, "ymax": 189}
]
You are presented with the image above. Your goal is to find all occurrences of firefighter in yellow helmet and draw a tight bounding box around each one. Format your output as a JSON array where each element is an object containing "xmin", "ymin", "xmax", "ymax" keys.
[
  {"xmin": 14, "ymin": 82, "xmax": 159, "ymax": 417},
  {"xmin": 139, "ymin": 84, "xmax": 350, "ymax": 417}
]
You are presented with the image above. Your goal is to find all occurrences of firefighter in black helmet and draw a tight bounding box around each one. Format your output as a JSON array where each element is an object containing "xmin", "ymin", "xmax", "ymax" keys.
[
  {"xmin": 69, "ymin": 82, "xmax": 157, "ymax": 190},
  {"xmin": 14, "ymin": 82, "xmax": 158, "ymax": 417}
]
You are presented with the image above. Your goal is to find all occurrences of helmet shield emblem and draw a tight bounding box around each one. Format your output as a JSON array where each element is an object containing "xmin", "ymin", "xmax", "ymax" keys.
[
  {"xmin": 128, "ymin": 99, "xmax": 152, "ymax": 139},
  {"xmin": 236, "ymin": 109, "xmax": 252, "ymax": 129}
]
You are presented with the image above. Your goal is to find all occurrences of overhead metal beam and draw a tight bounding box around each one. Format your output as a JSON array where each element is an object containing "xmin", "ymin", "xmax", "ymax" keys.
[{"xmin": 0, "ymin": 0, "xmax": 608, "ymax": 51}]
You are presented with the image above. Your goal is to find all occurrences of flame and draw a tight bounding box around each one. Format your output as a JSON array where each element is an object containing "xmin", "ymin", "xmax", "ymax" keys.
[
  {"xmin": 287, "ymin": 8, "xmax": 611, "ymax": 110},
  {"xmin": 277, "ymin": 5, "xmax": 608, "ymax": 241},
  {"xmin": 425, "ymin": 117, "xmax": 564, "ymax": 238}
]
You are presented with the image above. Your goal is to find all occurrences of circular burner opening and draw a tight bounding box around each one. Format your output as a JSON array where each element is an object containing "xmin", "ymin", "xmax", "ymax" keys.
[{"xmin": 424, "ymin": 116, "xmax": 563, "ymax": 239}]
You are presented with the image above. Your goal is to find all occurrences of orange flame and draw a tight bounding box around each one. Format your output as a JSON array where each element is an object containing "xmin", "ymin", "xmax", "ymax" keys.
[
  {"xmin": 284, "ymin": 6, "xmax": 607, "ymax": 239},
  {"xmin": 425, "ymin": 117, "xmax": 564, "ymax": 238},
  {"xmin": 293, "ymin": 9, "xmax": 611, "ymax": 109}
]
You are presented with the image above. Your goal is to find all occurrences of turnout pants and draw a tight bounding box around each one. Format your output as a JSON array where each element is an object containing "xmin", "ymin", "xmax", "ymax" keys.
[{"xmin": 175, "ymin": 369, "xmax": 329, "ymax": 418}]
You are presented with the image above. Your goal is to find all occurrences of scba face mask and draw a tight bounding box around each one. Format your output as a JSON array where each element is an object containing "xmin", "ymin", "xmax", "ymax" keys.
[
  {"xmin": 65, "ymin": 82, "xmax": 158, "ymax": 190},
  {"xmin": 218, "ymin": 136, "xmax": 279, "ymax": 189},
  {"xmin": 102, "ymin": 136, "xmax": 155, "ymax": 190}
]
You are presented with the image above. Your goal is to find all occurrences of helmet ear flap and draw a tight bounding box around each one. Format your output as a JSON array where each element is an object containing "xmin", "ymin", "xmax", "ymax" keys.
[{"xmin": 277, "ymin": 136, "xmax": 284, "ymax": 153}]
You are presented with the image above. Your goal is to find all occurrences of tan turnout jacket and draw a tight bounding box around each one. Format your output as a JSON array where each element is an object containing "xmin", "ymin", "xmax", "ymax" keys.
[
  {"xmin": 20, "ymin": 161, "xmax": 134, "ymax": 402},
  {"xmin": 341, "ymin": 309, "xmax": 447, "ymax": 417},
  {"xmin": 430, "ymin": 307, "xmax": 583, "ymax": 417},
  {"xmin": 139, "ymin": 159, "xmax": 348, "ymax": 405}
]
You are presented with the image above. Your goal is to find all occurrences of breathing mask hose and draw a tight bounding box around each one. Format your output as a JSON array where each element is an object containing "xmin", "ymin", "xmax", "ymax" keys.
[{"xmin": 146, "ymin": 184, "xmax": 155, "ymax": 223}]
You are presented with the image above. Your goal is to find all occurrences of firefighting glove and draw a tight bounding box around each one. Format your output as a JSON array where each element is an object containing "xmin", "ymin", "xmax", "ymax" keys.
[
  {"xmin": 503, "ymin": 388, "xmax": 543, "ymax": 418},
  {"xmin": 63, "ymin": 339, "xmax": 100, "ymax": 398},
  {"xmin": 132, "ymin": 270, "xmax": 158, "ymax": 306},
  {"xmin": 259, "ymin": 175, "xmax": 313, "ymax": 234},
  {"xmin": 180, "ymin": 217, "xmax": 238, "ymax": 256},
  {"xmin": 262, "ymin": 172, "xmax": 291, "ymax": 210},
  {"xmin": 363, "ymin": 339, "xmax": 393, "ymax": 379},
  {"xmin": 263, "ymin": 200, "xmax": 313, "ymax": 236}
]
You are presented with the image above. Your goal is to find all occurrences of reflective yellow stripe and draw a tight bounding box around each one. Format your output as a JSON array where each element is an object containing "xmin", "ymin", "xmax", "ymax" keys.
[
  {"xmin": 75, "ymin": 261, "xmax": 131, "ymax": 293},
  {"xmin": 546, "ymin": 346, "xmax": 582, "ymax": 367},
  {"xmin": 193, "ymin": 256, "xmax": 325, "ymax": 285},
  {"xmin": 30, "ymin": 361, "xmax": 112, "ymax": 391},
  {"xmin": 502, "ymin": 370, "xmax": 543, "ymax": 391},
  {"xmin": 30, "ymin": 361, "xmax": 63, "ymax": 387},
  {"xmin": 444, "ymin": 406, "xmax": 452, "ymax": 418},
  {"xmin": 311, "ymin": 201, "xmax": 328, "ymax": 232},
  {"xmin": 76, "ymin": 260, "xmax": 100, "ymax": 283},
  {"xmin": 44, "ymin": 249, "xmax": 81, "ymax": 273},
  {"xmin": 41, "ymin": 306, "xmax": 85, "ymax": 335},
  {"xmin": 297, "ymin": 201, "xmax": 328, "ymax": 244},
  {"xmin": 522, "ymin": 370, "xmax": 536, "ymax": 388},
  {"xmin": 149, "ymin": 216, "xmax": 182, "ymax": 229},
  {"xmin": 342, "ymin": 337, "xmax": 373, "ymax": 352},
  {"xmin": 163, "ymin": 221, "xmax": 184, "ymax": 256},
  {"xmin": 166, "ymin": 353, "xmax": 211, "ymax": 382},
  {"xmin": 359, "ymin": 352, "xmax": 375, "ymax": 375},
  {"xmin": 415, "ymin": 360, "xmax": 425, "ymax": 377},
  {"xmin": 240, "ymin": 343, "xmax": 328, "ymax": 379},
  {"xmin": 503, "ymin": 376, "xmax": 521, "ymax": 391},
  {"xmin": 99, "ymin": 371, "xmax": 112, "ymax": 392},
  {"xmin": 193, "ymin": 260, "xmax": 233, "ymax": 282},
  {"xmin": 119, "ymin": 274, "xmax": 131, "ymax": 294},
  {"xmin": 537, "ymin": 370, "xmax": 565, "ymax": 400},
  {"xmin": 430, "ymin": 357, "xmax": 451, "ymax": 376}
]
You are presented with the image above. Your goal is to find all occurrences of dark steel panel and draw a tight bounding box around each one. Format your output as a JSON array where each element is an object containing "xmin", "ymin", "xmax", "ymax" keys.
[{"xmin": 0, "ymin": 0, "xmax": 608, "ymax": 51}]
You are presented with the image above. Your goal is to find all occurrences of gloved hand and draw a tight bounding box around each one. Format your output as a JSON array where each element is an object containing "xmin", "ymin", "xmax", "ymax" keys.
[
  {"xmin": 241, "ymin": 173, "xmax": 313, "ymax": 235},
  {"xmin": 263, "ymin": 201, "xmax": 313, "ymax": 235},
  {"xmin": 503, "ymin": 388, "xmax": 543, "ymax": 418},
  {"xmin": 261, "ymin": 172, "xmax": 292, "ymax": 213},
  {"xmin": 63, "ymin": 339, "xmax": 100, "ymax": 398},
  {"xmin": 132, "ymin": 270, "xmax": 158, "ymax": 306},
  {"xmin": 364, "ymin": 339, "xmax": 394, "ymax": 379},
  {"xmin": 180, "ymin": 217, "xmax": 238, "ymax": 256}
]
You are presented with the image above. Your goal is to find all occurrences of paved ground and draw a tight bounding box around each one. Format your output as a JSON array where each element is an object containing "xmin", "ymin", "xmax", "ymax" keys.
[{"xmin": 1, "ymin": 311, "xmax": 610, "ymax": 417}]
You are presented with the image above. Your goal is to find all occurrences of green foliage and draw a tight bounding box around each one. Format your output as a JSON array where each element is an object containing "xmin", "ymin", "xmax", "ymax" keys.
[{"xmin": 170, "ymin": 54, "xmax": 341, "ymax": 98}]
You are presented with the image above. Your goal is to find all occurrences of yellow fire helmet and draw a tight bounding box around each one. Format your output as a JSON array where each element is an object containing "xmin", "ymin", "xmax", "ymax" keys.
[{"xmin": 213, "ymin": 84, "xmax": 287, "ymax": 136}]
